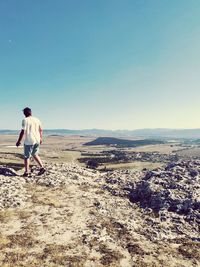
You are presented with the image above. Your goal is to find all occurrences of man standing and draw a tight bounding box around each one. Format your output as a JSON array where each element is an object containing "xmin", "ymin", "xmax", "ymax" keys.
[{"xmin": 16, "ymin": 107, "xmax": 46, "ymax": 176}]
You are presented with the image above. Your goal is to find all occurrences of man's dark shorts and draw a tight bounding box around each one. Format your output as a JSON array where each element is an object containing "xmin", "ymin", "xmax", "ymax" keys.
[{"xmin": 24, "ymin": 143, "xmax": 40, "ymax": 159}]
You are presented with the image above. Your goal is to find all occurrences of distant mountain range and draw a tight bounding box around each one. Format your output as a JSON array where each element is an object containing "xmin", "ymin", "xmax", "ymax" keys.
[{"xmin": 1, "ymin": 128, "xmax": 200, "ymax": 138}]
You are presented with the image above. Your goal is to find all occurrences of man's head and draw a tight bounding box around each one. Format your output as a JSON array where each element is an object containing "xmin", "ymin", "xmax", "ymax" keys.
[{"xmin": 23, "ymin": 107, "xmax": 32, "ymax": 117}]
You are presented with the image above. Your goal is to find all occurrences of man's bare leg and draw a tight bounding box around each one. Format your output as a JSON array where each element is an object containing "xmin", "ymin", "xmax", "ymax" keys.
[
  {"xmin": 33, "ymin": 155, "xmax": 44, "ymax": 168},
  {"xmin": 24, "ymin": 158, "xmax": 30, "ymax": 174},
  {"xmin": 33, "ymin": 155, "xmax": 46, "ymax": 175}
]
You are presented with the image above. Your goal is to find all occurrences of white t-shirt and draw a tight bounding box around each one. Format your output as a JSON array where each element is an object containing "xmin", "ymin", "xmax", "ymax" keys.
[{"xmin": 22, "ymin": 116, "xmax": 42, "ymax": 145}]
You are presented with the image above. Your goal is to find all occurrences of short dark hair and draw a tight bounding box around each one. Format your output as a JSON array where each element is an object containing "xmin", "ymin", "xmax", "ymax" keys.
[{"xmin": 23, "ymin": 107, "xmax": 32, "ymax": 116}]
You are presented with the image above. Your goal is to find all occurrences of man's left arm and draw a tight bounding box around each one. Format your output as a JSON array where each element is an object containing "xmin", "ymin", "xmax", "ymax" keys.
[{"xmin": 16, "ymin": 130, "xmax": 24, "ymax": 147}]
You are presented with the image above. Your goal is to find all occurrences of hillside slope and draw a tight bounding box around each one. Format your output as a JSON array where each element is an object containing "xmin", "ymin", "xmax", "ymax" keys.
[{"xmin": 0, "ymin": 161, "xmax": 199, "ymax": 266}]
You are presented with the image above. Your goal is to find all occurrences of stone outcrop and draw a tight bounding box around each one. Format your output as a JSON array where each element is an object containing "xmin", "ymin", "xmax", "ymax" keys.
[
  {"xmin": 129, "ymin": 161, "xmax": 200, "ymax": 217},
  {"xmin": 1, "ymin": 160, "xmax": 200, "ymax": 217},
  {"xmin": 0, "ymin": 175, "xmax": 27, "ymax": 209},
  {"xmin": 0, "ymin": 163, "xmax": 98, "ymax": 209}
]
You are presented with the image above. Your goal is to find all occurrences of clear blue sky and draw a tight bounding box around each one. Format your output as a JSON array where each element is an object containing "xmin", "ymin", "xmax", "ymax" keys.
[{"xmin": 1, "ymin": 0, "xmax": 200, "ymax": 130}]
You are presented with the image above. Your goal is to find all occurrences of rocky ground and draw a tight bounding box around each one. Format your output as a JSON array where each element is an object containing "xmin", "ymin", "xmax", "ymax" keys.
[{"xmin": 0, "ymin": 160, "xmax": 199, "ymax": 266}]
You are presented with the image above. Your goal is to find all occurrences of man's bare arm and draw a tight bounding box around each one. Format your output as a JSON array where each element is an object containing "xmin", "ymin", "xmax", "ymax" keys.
[
  {"xmin": 16, "ymin": 130, "xmax": 24, "ymax": 147},
  {"xmin": 39, "ymin": 126, "xmax": 43, "ymax": 144}
]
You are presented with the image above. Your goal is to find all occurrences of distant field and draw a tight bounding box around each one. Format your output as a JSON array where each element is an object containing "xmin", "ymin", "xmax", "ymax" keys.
[
  {"xmin": 177, "ymin": 147, "xmax": 200, "ymax": 158},
  {"xmin": 0, "ymin": 135, "xmax": 195, "ymax": 171},
  {"xmin": 129, "ymin": 144, "xmax": 183, "ymax": 154},
  {"xmin": 0, "ymin": 135, "xmax": 86, "ymax": 168}
]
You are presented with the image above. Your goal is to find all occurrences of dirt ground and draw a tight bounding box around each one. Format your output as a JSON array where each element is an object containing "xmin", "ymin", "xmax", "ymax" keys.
[
  {"xmin": 0, "ymin": 135, "xmax": 199, "ymax": 267},
  {"xmin": 0, "ymin": 173, "xmax": 199, "ymax": 267}
]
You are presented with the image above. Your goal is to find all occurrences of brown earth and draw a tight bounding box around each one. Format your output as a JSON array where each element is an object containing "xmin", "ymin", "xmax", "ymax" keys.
[{"xmin": 0, "ymin": 135, "xmax": 199, "ymax": 267}]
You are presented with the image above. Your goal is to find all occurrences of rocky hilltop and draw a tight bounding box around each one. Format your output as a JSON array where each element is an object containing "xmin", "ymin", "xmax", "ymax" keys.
[{"xmin": 0, "ymin": 160, "xmax": 199, "ymax": 266}]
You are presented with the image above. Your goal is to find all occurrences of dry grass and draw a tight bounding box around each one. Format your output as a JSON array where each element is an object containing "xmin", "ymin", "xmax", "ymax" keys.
[
  {"xmin": 133, "ymin": 259, "xmax": 159, "ymax": 267},
  {"xmin": 178, "ymin": 242, "xmax": 200, "ymax": 260},
  {"xmin": 1, "ymin": 249, "xmax": 28, "ymax": 266},
  {"xmin": 0, "ymin": 250, "xmax": 57, "ymax": 267},
  {"xmin": 0, "ymin": 234, "xmax": 11, "ymax": 249},
  {"xmin": 177, "ymin": 147, "xmax": 200, "ymax": 158},
  {"xmin": 130, "ymin": 144, "xmax": 182, "ymax": 154},
  {"xmin": 0, "ymin": 210, "xmax": 16, "ymax": 223},
  {"xmin": 126, "ymin": 242, "xmax": 146, "ymax": 256},
  {"xmin": 17, "ymin": 210, "xmax": 32, "ymax": 220},
  {"xmin": 31, "ymin": 194, "xmax": 63, "ymax": 208},
  {"xmin": 7, "ymin": 232, "xmax": 36, "ymax": 248},
  {"xmin": 99, "ymin": 244, "xmax": 123, "ymax": 265},
  {"xmin": 41, "ymin": 244, "xmax": 85, "ymax": 266},
  {"xmin": 31, "ymin": 189, "xmax": 66, "ymax": 208}
]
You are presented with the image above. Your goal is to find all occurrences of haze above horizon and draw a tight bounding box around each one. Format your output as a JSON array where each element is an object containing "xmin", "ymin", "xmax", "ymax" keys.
[{"xmin": 1, "ymin": 0, "xmax": 200, "ymax": 130}]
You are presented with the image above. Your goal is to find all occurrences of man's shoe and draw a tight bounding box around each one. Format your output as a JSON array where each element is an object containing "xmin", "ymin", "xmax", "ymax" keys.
[
  {"xmin": 22, "ymin": 172, "xmax": 31, "ymax": 177},
  {"xmin": 38, "ymin": 168, "xmax": 46, "ymax": 176}
]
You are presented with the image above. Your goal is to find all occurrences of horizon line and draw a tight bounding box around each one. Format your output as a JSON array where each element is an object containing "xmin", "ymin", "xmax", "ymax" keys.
[{"xmin": 1, "ymin": 128, "xmax": 200, "ymax": 131}]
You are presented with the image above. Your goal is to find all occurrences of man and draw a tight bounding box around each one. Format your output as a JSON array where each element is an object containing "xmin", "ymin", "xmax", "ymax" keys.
[{"xmin": 16, "ymin": 107, "xmax": 46, "ymax": 176}]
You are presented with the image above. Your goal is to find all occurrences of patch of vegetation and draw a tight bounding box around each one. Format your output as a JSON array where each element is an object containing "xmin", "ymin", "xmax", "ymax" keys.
[
  {"xmin": 0, "ymin": 234, "xmax": 11, "ymax": 249},
  {"xmin": 17, "ymin": 210, "xmax": 32, "ymax": 220},
  {"xmin": 31, "ymin": 194, "xmax": 65, "ymax": 208},
  {"xmin": 99, "ymin": 244, "xmax": 122, "ymax": 265},
  {"xmin": 7, "ymin": 232, "xmax": 36, "ymax": 248},
  {"xmin": 2, "ymin": 250, "xmax": 28, "ymax": 266},
  {"xmin": 178, "ymin": 242, "xmax": 200, "ymax": 260},
  {"xmin": 42, "ymin": 244, "xmax": 84, "ymax": 266},
  {"xmin": 126, "ymin": 242, "xmax": 146, "ymax": 255},
  {"xmin": 79, "ymin": 149, "xmax": 176, "ymax": 169},
  {"xmin": 30, "ymin": 186, "xmax": 66, "ymax": 208},
  {"xmin": 86, "ymin": 159, "xmax": 100, "ymax": 169},
  {"xmin": 0, "ymin": 210, "xmax": 15, "ymax": 223}
]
